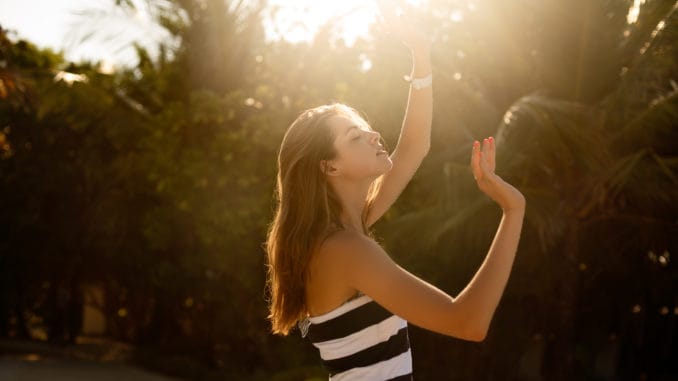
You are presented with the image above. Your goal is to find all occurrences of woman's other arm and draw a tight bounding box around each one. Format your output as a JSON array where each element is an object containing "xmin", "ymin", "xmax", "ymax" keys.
[{"xmin": 335, "ymin": 138, "xmax": 525, "ymax": 341}]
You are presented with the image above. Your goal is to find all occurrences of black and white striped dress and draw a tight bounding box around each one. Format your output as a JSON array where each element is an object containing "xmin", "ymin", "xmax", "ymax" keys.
[{"xmin": 299, "ymin": 291, "xmax": 414, "ymax": 380}]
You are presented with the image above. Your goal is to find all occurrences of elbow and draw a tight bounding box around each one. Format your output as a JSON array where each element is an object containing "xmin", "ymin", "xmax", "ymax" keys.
[
  {"xmin": 460, "ymin": 315, "xmax": 488, "ymax": 342},
  {"xmin": 414, "ymin": 145, "xmax": 430, "ymax": 162},
  {"xmin": 466, "ymin": 320, "xmax": 490, "ymax": 342},
  {"xmin": 422, "ymin": 142, "xmax": 431, "ymax": 157},
  {"xmin": 466, "ymin": 328, "xmax": 487, "ymax": 342},
  {"xmin": 444, "ymin": 298, "xmax": 487, "ymax": 342},
  {"xmin": 445, "ymin": 316, "xmax": 487, "ymax": 343}
]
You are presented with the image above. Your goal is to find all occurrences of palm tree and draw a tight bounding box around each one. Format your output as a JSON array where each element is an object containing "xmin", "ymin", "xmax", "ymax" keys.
[{"xmin": 382, "ymin": 1, "xmax": 678, "ymax": 379}]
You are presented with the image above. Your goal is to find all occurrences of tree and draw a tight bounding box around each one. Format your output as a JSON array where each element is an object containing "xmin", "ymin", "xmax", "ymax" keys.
[{"xmin": 381, "ymin": 0, "xmax": 678, "ymax": 379}]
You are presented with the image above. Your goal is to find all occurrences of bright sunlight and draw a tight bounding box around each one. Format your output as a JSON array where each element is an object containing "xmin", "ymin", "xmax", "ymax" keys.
[{"xmin": 265, "ymin": 0, "xmax": 421, "ymax": 45}]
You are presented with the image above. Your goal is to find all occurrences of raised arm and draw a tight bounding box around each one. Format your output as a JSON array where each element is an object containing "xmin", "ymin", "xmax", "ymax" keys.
[
  {"xmin": 336, "ymin": 138, "xmax": 525, "ymax": 341},
  {"xmin": 365, "ymin": 9, "xmax": 433, "ymax": 227}
]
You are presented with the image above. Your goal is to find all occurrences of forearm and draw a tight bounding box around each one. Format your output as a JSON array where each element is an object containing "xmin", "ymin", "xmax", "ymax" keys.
[
  {"xmin": 397, "ymin": 48, "xmax": 432, "ymax": 156},
  {"xmin": 453, "ymin": 208, "xmax": 525, "ymax": 338}
]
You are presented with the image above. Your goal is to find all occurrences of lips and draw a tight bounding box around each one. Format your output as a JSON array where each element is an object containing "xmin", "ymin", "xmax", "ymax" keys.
[{"xmin": 376, "ymin": 149, "xmax": 388, "ymax": 156}]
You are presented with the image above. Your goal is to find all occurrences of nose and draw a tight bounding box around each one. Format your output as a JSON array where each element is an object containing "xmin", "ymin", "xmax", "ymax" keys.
[{"xmin": 369, "ymin": 130, "xmax": 381, "ymax": 146}]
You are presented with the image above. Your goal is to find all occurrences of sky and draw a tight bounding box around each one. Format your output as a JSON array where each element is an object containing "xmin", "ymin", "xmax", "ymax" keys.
[
  {"xmin": 0, "ymin": 0, "xmax": 391, "ymax": 72},
  {"xmin": 0, "ymin": 0, "xmax": 179, "ymax": 72}
]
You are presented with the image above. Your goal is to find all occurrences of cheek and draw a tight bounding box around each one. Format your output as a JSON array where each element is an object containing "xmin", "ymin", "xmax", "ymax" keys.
[
  {"xmin": 354, "ymin": 143, "xmax": 377, "ymax": 158},
  {"xmin": 359, "ymin": 144, "xmax": 380, "ymax": 160},
  {"xmin": 344, "ymin": 155, "xmax": 368, "ymax": 172},
  {"xmin": 337, "ymin": 151, "xmax": 370, "ymax": 174},
  {"xmin": 336, "ymin": 144, "xmax": 385, "ymax": 176}
]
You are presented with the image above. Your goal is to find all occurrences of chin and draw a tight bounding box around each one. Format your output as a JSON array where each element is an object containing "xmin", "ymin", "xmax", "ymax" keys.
[{"xmin": 380, "ymin": 160, "xmax": 393, "ymax": 174}]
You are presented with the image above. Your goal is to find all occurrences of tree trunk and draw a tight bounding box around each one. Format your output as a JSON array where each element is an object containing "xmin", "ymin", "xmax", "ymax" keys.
[
  {"xmin": 139, "ymin": 290, "xmax": 180, "ymax": 348},
  {"xmin": 542, "ymin": 221, "xmax": 579, "ymax": 380}
]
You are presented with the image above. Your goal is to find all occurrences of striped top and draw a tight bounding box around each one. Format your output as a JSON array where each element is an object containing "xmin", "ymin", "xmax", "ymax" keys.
[{"xmin": 298, "ymin": 291, "xmax": 413, "ymax": 380}]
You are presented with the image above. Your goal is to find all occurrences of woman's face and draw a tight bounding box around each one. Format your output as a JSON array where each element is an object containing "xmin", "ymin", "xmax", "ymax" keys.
[{"xmin": 323, "ymin": 114, "xmax": 393, "ymax": 181}]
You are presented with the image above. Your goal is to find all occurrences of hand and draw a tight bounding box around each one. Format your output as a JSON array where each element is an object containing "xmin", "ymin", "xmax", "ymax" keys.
[
  {"xmin": 471, "ymin": 137, "xmax": 526, "ymax": 213},
  {"xmin": 376, "ymin": 1, "xmax": 431, "ymax": 54}
]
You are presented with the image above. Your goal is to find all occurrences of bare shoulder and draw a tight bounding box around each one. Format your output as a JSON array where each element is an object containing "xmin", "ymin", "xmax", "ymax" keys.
[
  {"xmin": 319, "ymin": 229, "xmax": 378, "ymax": 253},
  {"xmin": 317, "ymin": 230, "xmax": 385, "ymax": 271},
  {"xmin": 313, "ymin": 230, "xmax": 392, "ymax": 295},
  {"xmin": 318, "ymin": 228, "xmax": 483, "ymax": 342},
  {"xmin": 324, "ymin": 230, "xmax": 404, "ymax": 292}
]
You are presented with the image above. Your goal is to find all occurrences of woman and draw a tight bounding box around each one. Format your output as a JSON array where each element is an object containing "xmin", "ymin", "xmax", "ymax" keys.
[{"xmin": 265, "ymin": 10, "xmax": 526, "ymax": 381}]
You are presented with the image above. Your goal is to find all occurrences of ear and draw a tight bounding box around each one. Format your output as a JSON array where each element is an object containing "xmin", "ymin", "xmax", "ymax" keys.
[{"xmin": 320, "ymin": 159, "xmax": 340, "ymax": 176}]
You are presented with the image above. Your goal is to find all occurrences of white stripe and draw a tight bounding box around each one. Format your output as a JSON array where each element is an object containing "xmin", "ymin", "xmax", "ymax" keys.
[
  {"xmin": 330, "ymin": 348, "xmax": 413, "ymax": 381},
  {"xmin": 308, "ymin": 295, "xmax": 372, "ymax": 324},
  {"xmin": 313, "ymin": 315, "xmax": 407, "ymax": 360}
]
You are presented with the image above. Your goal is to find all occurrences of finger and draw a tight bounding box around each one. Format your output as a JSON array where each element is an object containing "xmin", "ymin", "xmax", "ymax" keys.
[
  {"xmin": 478, "ymin": 150, "xmax": 489, "ymax": 176},
  {"xmin": 479, "ymin": 139, "xmax": 492, "ymax": 176},
  {"xmin": 488, "ymin": 136, "xmax": 496, "ymax": 172},
  {"xmin": 471, "ymin": 140, "xmax": 482, "ymax": 180},
  {"xmin": 481, "ymin": 138, "xmax": 490, "ymax": 169}
]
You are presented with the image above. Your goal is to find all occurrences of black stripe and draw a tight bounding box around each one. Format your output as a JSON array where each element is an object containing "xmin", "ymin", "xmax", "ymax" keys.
[
  {"xmin": 307, "ymin": 300, "xmax": 394, "ymax": 342},
  {"xmin": 385, "ymin": 374, "xmax": 413, "ymax": 381},
  {"xmin": 324, "ymin": 326, "xmax": 410, "ymax": 375}
]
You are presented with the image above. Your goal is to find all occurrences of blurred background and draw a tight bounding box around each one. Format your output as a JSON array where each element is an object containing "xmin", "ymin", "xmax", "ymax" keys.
[{"xmin": 0, "ymin": 0, "xmax": 676, "ymax": 380}]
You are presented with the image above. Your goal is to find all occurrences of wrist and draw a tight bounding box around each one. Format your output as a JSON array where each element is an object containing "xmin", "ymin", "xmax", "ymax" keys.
[{"xmin": 408, "ymin": 72, "xmax": 433, "ymax": 90}]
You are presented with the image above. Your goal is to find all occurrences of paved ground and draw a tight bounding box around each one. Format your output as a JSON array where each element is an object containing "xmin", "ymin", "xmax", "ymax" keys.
[
  {"xmin": 0, "ymin": 339, "xmax": 182, "ymax": 381},
  {"xmin": 0, "ymin": 355, "xmax": 181, "ymax": 381}
]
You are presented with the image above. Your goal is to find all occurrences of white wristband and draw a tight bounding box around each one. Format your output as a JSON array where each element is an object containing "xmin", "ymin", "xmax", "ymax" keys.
[{"xmin": 409, "ymin": 73, "xmax": 432, "ymax": 90}]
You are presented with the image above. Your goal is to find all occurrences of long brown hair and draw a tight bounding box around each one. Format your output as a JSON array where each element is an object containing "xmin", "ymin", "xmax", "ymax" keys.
[{"xmin": 265, "ymin": 103, "xmax": 383, "ymax": 336}]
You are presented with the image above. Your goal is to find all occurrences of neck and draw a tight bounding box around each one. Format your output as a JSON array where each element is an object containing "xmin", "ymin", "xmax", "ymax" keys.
[{"xmin": 328, "ymin": 177, "xmax": 375, "ymax": 233}]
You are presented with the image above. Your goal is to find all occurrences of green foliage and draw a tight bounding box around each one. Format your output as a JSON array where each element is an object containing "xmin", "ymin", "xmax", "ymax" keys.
[{"xmin": 1, "ymin": 0, "xmax": 676, "ymax": 379}]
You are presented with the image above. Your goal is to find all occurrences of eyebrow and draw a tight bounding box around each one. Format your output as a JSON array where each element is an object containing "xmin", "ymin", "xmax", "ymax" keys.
[{"xmin": 345, "ymin": 125, "xmax": 360, "ymax": 135}]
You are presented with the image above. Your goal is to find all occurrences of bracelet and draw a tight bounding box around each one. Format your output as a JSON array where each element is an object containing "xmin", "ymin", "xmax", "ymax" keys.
[{"xmin": 407, "ymin": 73, "xmax": 432, "ymax": 90}]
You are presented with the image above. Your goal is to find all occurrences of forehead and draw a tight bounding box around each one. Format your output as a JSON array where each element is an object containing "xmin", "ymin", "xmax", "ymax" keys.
[{"xmin": 326, "ymin": 113, "xmax": 371, "ymax": 133}]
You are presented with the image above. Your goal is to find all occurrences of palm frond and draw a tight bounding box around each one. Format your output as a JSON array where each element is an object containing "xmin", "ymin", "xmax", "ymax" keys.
[
  {"xmin": 619, "ymin": 1, "xmax": 678, "ymax": 82},
  {"xmin": 605, "ymin": 2, "xmax": 678, "ymax": 128},
  {"xmin": 495, "ymin": 93, "xmax": 607, "ymax": 193},
  {"xmin": 612, "ymin": 88, "xmax": 678, "ymax": 155},
  {"xmin": 519, "ymin": 185, "xmax": 569, "ymax": 253},
  {"xmin": 651, "ymin": 152, "xmax": 678, "ymax": 186},
  {"xmin": 589, "ymin": 149, "xmax": 678, "ymax": 217}
]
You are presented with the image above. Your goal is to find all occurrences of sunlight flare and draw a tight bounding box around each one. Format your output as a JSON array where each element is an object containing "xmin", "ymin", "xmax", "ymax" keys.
[
  {"xmin": 626, "ymin": 0, "xmax": 645, "ymax": 24},
  {"xmin": 265, "ymin": 0, "xmax": 422, "ymax": 45}
]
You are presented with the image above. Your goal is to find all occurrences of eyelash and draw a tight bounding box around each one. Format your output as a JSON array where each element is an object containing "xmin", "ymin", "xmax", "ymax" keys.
[{"xmin": 351, "ymin": 135, "xmax": 361, "ymax": 141}]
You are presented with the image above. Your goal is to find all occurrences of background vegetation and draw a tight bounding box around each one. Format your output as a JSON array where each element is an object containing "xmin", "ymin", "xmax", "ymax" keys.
[{"xmin": 1, "ymin": 0, "xmax": 676, "ymax": 380}]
